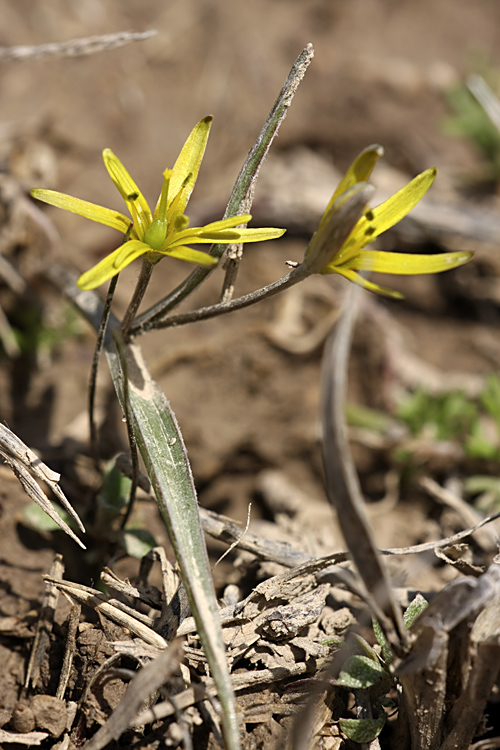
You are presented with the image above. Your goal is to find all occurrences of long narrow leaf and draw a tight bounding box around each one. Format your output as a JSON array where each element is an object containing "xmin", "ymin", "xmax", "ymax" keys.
[{"xmin": 51, "ymin": 264, "xmax": 240, "ymax": 750}]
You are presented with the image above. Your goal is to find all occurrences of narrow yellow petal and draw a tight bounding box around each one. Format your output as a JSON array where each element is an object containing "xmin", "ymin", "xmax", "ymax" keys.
[
  {"xmin": 162, "ymin": 245, "xmax": 218, "ymax": 266},
  {"xmin": 102, "ymin": 149, "xmax": 152, "ymax": 235},
  {"xmin": 327, "ymin": 266, "xmax": 404, "ymax": 299},
  {"xmin": 224, "ymin": 227, "xmax": 286, "ymax": 242},
  {"xmin": 169, "ymin": 116, "xmax": 213, "ymax": 215},
  {"xmin": 201, "ymin": 215, "xmax": 252, "ymax": 231},
  {"xmin": 322, "ymin": 145, "xmax": 384, "ymax": 224},
  {"xmin": 344, "ymin": 249, "xmax": 473, "ymax": 275},
  {"xmin": 77, "ymin": 241, "xmax": 149, "ymax": 290},
  {"xmin": 113, "ymin": 240, "xmax": 152, "ymax": 268},
  {"xmin": 168, "ymin": 225, "xmax": 286, "ymax": 247},
  {"xmin": 31, "ymin": 189, "xmax": 131, "ymax": 234},
  {"xmin": 351, "ymin": 167, "xmax": 437, "ymax": 243}
]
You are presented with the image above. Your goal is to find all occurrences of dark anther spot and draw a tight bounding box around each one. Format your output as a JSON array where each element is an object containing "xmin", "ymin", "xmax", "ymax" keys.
[
  {"xmin": 364, "ymin": 226, "xmax": 376, "ymax": 237},
  {"xmin": 365, "ymin": 209, "xmax": 375, "ymax": 221},
  {"xmin": 127, "ymin": 192, "xmax": 139, "ymax": 201}
]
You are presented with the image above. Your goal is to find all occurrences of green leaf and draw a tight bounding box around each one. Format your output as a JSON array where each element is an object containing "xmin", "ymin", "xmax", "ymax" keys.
[
  {"xmin": 24, "ymin": 501, "xmax": 72, "ymax": 533},
  {"xmin": 403, "ymin": 593, "xmax": 428, "ymax": 629},
  {"xmin": 67, "ymin": 287, "xmax": 241, "ymax": 750},
  {"xmin": 104, "ymin": 334, "xmax": 240, "ymax": 750},
  {"xmin": 339, "ymin": 716, "xmax": 386, "ymax": 742},
  {"xmin": 481, "ymin": 373, "xmax": 500, "ymax": 432},
  {"xmin": 97, "ymin": 463, "xmax": 132, "ymax": 514},
  {"xmin": 119, "ymin": 528, "xmax": 157, "ymax": 558},
  {"xmin": 372, "ymin": 618, "xmax": 393, "ymax": 664},
  {"xmin": 337, "ymin": 655, "xmax": 387, "ymax": 689}
]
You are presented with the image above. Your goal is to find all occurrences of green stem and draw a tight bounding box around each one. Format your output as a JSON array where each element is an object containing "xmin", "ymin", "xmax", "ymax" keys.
[
  {"xmin": 121, "ymin": 257, "xmax": 154, "ymax": 338},
  {"xmin": 131, "ymin": 265, "xmax": 309, "ymax": 334},
  {"xmin": 88, "ymin": 275, "xmax": 118, "ymax": 468}
]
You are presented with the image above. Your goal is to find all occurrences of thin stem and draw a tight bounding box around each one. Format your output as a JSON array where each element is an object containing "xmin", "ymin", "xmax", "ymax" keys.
[
  {"xmin": 88, "ymin": 274, "xmax": 118, "ymax": 469},
  {"xmin": 121, "ymin": 257, "xmax": 154, "ymax": 338},
  {"xmin": 111, "ymin": 330, "xmax": 139, "ymax": 529},
  {"xmin": 219, "ymin": 243, "xmax": 243, "ymax": 304},
  {"xmin": 132, "ymin": 43, "xmax": 315, "ymax": 333},
  {"xmin": 130, "ymin": 264, "xmax": 309, "ymax": 334}
]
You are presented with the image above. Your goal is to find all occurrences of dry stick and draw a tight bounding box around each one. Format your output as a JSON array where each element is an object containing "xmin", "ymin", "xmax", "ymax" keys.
[
  {"xmin": 130, "ymin": 43, "xmax": 315, "ymax": 334},
  {"xmin": 56, "ymin": 599, "xmax": 81, "ymax": 700},
  {"xmin": 0, "ymin": 30, "xmax": 157, "ymax": 62},
  {"xmin": 25, "ymin": 555, "xmax": 64, "ymax": 689}
]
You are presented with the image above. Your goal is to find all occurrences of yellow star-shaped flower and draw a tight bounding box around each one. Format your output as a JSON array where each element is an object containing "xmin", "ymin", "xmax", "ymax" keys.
[
  {"xmin": 31, "ymin": 116, "xmax": 285, "ymax": 291},
  {"xmin": 304, "ymin": 145, "xmax": 473, "ymax": 297}
]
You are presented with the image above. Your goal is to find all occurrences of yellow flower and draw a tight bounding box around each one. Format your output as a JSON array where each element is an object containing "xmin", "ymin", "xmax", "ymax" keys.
[
  {"xmin": 304, "ymin": 145, "xmax": 473, "ymax": 298},
  {"xmin": 31, "ymin": 116, "xmax": 285, "ymax": 291}
]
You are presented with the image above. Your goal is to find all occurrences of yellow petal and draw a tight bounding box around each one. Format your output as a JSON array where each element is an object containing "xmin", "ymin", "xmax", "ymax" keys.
[
  {"xmin": 168, "ymin": 224, "xmax": 285, "ymax": 248},
  {"xmin": 114, "ymin": 239, "xmax": 152, "ymax": 268},
  {"xmin": 77, "ymin": 240, "xmax": 149, "ymax": 290},
  {"xmin": 351, "ymin": 167, "xmax": 437, "ymax": 244},
  {"xmin": 169, "ymin": 116, "xmax": 213, "ymax": 215},
  {"xmin": 162, "ymin": 245, "xmax": 218, "ymax": 266},
  {"xmin": 201, "ymin": 214, "xmax": 252, "ymax": 231},
  {"xmin": 31, "ymin": 189, "xmax": 131, "ymax": 234},
  {"xmin": 322, "ymin": 145, "xmax": 384, "ymax": 224},
  {"xmin": 327, "ymin": 266, "xmax": 404, "ymax": 299},
  {"xmin": 102, "ymin": 149, "xmax": 152, "ymax": 236},
  {"xmin": 343, "ymin": 249, "xmax": 473, "ymax": 275}
]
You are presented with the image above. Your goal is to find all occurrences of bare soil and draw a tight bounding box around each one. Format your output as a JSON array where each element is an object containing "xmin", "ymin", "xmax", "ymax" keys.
[{"xmin": 1, "ymin": 1, "xmax": 500, "ymax": 748}]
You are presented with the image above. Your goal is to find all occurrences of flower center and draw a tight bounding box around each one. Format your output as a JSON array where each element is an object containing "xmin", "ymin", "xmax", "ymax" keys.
[{"xmin": 144, "ymin": 218, "xmax": 167, "ymax": 250}]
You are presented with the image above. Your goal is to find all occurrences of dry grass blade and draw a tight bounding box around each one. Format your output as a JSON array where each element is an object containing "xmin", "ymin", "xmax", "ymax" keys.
[
  {"xmin": 81, "ymin": 639, "xmax": 184, "ymax": 750},
  {"xmin": 43, "ymin": 576, "xmax": 168, "ymax": 649},
  {"xmin": 321, "ymin": 285, "xmax": 406, "ymax": 649},
  {"xmin": 0, "ymin": 30, "xmax": 157, "ymax": 62},
  {"xmin": 0, "ymin": 423, "xmax": 85, "ymax": 548},
  {"xmin": 220, "ymin": 43, "xmax": 315, "ymax": 302}
]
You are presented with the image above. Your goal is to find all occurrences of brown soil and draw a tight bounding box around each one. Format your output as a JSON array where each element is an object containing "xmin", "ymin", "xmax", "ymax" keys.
[{"xmin": 1, "ymin": 1, "xmax": 500, "ymax": 748}]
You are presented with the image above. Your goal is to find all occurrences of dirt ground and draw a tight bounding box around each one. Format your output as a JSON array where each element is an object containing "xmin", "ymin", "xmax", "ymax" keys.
[{"xmin": 2, "ymin": 1, "xmax": 500, "ymax": 748}]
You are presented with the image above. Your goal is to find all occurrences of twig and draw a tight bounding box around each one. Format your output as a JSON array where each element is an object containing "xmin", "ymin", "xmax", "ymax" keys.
[
  {"xmin": 25, "ymin": 555, "xmax": 64, "ymax": 689},
  {"xmin": 0, "ymin": 30, "xmax": 157, "ymax": 62},
  {"xmin": 56, "ymin": 599, "xmax": 81, "ymax": 700},
  {"xmin": 43, "ymin": 576, "xmax": 167, "ymax": 649}
]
